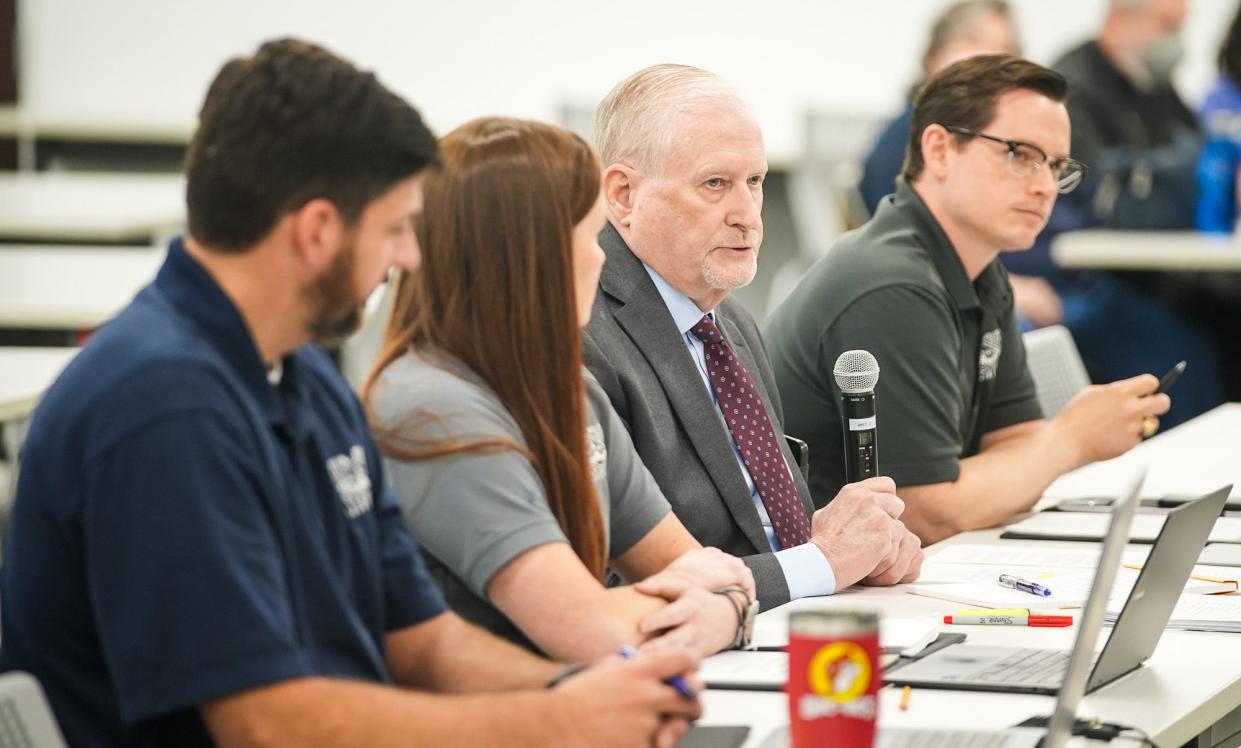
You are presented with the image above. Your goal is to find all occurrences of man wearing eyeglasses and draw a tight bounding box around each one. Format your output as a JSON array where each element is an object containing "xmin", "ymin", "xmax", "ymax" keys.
[{"xmin": 765, "ymin": 55, "xmax": 1171, "ymax": 544}]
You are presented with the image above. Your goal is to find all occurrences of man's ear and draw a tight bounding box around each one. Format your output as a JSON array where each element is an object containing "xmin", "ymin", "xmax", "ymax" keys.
[
  {"xmin": 920, "ymin": 123, "xmax": 955, "ymax": 181},
  {"xmin": 603, "ymin": 164, "xmax": 640, "ymax": 227},
  {"xmin": 289, "ymin": 198, "xmax": 345, "ymax": 272}
]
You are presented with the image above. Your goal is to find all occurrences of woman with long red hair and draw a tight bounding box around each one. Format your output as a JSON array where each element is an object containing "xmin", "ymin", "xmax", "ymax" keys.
[{"xmin": 365, "ymin": 117, "xmax": 753, "ymax": 662}]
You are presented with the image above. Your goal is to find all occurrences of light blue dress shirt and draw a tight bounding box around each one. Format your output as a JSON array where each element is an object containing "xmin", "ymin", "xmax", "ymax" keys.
[{"xmin": 643, "ymin": 264, "xmax": 836, "ymax": 598}]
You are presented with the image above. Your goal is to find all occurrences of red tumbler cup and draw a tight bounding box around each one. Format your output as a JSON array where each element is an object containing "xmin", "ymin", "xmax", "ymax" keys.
[{"xmin": 787, "ymin": 610, "xmax": 880, "ymax": 747}]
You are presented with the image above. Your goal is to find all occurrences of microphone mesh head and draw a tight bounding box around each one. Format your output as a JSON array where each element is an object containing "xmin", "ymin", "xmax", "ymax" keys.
[{"xmin": 833, "ymin": 350, "xmax": 880, "ymax": 393}]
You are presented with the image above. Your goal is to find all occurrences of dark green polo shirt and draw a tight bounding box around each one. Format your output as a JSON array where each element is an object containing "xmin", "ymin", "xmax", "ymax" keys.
[{"xmin": 765, "ymin": 181, "xmax": 1043, "ymax": 503}]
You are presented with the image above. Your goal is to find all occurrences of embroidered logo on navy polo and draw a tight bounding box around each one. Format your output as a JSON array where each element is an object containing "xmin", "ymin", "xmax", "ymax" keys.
[
  {"xmin": 326, "ymin": 445, "xmax": 373, "ymax": 519},
  {"xmin": 978, "ymin": 328, "xmax": 1002, "ymax": 382}
]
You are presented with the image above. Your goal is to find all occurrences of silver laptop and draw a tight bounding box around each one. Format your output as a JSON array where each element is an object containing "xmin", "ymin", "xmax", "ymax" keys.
[
  {"xmin": 754, "ymin": 474, "xmax": 1150, "ymax": 748},
  {"xmin": 757, "ymin": 724, "xmax": 1047, "ymax": 748},
  {"xmin": 887, "ymin": 479, "xmax": 1231, "ymax": 699},
  {"xmin": 0, "ymin": 672, "xmax": 68, "ymax": 748}
]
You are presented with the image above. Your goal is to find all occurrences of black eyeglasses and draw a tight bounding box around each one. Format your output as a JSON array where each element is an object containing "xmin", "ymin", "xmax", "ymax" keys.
[{"xmin": 943, "ymin": 125, "xmax": 1088, "ymax": 194}]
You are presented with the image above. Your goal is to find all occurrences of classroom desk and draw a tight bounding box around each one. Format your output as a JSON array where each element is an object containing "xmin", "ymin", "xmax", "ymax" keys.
[
  {"xmin": 700, "ymin": 532, "xmax": 1241, "ymax": 747},
  {"xmin": 0, "ymin": 171, "xmax": 185, "ymax": 243},
  {"xmin": 701, "ymin": 689, "xmax": 1127, "ymax": 747},
  {"xmin": 0, "ymin": 244, "xmax": 164, "ymax": 330},
  {"xmin": 699, "ymin": 406, "xmax": 1241, "ymax": 747},
  {"xmin": 1043, "ymin": 403, "xmax": 1241, "ymax": 505},
  {"xmin": 1052, "ymin": 230, "xmax": 1241, "ymax": 271}
]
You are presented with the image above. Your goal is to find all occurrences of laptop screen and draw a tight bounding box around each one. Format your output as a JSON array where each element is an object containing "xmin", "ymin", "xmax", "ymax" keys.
[
  {"xmin": 1042, "ymin": 471, "xmax": 1142, "ymax": 747},
  {"xmin": 1084, "ymin": 483, "xmax": 1232, "ymax": 694}
]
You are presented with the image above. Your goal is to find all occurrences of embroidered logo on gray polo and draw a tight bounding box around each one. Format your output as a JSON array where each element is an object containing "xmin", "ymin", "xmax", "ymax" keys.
[
  {"xmin": 978, "ymin": 328, "xmax": 1002, "ymax": 382},
  {"xmin": 586, "ymin": 422, "xmax": 607, "ymax": 485},
  {"xmin": 326, "ymin": 445, "xmax": 373, "ymax": 519}
]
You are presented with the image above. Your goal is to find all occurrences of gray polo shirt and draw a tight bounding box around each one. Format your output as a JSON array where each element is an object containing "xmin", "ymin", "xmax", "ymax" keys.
[
  {"xmin": 765, "ymin": 181, "xmax": 1043, "ymax": 501},
  {"xmin": 370, "ymin": 348, "xmax": 671, "ymax": 653}
]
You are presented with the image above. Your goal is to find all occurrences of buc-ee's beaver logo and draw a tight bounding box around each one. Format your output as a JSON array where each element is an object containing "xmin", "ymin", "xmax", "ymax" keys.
[{"xmin": 797, "ymin": 641, "xmax": 876, "ymax": 720}]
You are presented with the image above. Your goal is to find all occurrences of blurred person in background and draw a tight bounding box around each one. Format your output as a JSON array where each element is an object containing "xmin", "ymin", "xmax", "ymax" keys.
[
  {"xmin": 858, "ymin": 1, "xmax": 1063, "ymax": 331},
  {"xmin": 1193, "ymin": 2, "xmax": 1241, "ymax": 403},
  {"xmin": 860, "ymin": 0, "xmax": 1020, "ymax": 215},
  {"xmin": 1201, "ymin": 3, "xmax": 1241, "ymax": 125},
  {"xmin": 1012, "ymin": 0, "xmax": 1226, "ymax": 428}
]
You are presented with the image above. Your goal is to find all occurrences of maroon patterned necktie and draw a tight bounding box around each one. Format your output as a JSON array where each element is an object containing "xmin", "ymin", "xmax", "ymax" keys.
[{"xmin": 691, "ymin": 315, "xmax": 811, "ymax": 549}]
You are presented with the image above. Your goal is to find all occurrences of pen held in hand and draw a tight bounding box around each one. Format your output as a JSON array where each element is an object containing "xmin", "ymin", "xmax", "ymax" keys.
[{"xmin": 617, "ymin": 645, "xmax": 698, "ymax": 701}]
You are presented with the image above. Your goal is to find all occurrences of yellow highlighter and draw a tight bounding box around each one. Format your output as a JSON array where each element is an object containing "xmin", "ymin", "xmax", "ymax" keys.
[{"xmin": 954, "ymin": 608, "xmax": 1063, "ymax": 616}]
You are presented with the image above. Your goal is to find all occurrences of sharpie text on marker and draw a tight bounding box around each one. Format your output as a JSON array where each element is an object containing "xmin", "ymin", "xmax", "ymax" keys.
[{"xmin": 943, "ymin": 613, "xmax": 1072, "ymax": 627}]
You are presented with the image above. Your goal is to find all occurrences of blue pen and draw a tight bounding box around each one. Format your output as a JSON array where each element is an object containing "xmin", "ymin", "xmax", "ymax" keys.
[
  {"xmin": 998, "ymin": 574, "xmax": 1053, "ymax": 597},
  {"xmin": 617, "ymin": 645, "xmax": 697, "ymax": 701}
]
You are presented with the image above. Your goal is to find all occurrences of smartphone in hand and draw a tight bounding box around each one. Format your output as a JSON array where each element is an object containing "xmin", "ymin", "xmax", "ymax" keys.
[{"xmin": 1156, "ymin": 360, "xmax": 1187, "ymax": 394}]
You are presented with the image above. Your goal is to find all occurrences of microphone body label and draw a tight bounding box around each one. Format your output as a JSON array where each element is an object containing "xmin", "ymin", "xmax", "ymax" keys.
[
  {"xmin": 841, "ymin": 392, "xmax": 878, "ymax": 482},
  {"xmin": 847, "ymin": 416, "xmax": 876, "ymax": 432}
]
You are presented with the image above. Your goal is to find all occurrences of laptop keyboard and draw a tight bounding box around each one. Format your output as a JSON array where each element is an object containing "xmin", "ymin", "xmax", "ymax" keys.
[
  {"xmin": 971, "ymin": 648, "xmax": 1070, "ymax": 686},
  {"xmin": 881, "ymin": 728, "xmax": 1021, "ymax": 748}
]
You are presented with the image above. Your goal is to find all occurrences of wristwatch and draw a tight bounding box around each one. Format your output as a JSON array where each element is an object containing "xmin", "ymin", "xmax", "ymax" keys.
[{"xmin": 717, "ymin": 587, "xmax": 759, "ymax": 650}]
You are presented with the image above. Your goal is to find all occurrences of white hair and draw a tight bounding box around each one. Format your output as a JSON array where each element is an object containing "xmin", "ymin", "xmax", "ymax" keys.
[{"xmin": 595, "ymin": 64, "xmax": 751, "ymax": 175}]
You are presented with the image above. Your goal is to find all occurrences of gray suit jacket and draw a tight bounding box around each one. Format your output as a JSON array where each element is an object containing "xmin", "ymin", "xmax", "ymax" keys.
[{"xmin": 582, "ymin": 224, "xmax": 816, "ymax": 610}]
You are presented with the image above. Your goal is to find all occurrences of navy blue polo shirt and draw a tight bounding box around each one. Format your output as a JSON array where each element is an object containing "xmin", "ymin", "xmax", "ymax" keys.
[{"xmin": 0, "ymin": 239, "xmax": 447, "ymax": 747}]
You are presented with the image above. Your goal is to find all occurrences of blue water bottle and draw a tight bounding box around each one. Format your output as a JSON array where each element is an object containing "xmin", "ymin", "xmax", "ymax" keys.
[{"xmin": 1195, "ymin": 128, "xmax": 1240, "ymax": 233}]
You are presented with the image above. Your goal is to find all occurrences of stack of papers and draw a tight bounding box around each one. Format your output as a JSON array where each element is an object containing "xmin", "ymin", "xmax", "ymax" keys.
[
  {"xmin": 699, "ymin": 650, "xmax": 787, "ymax": 690},
  {"xmin": 929, "ymin": 544, "xmax": 1121, "ymax": 567},
  {"xmin": 700, "ymin": 616, "xmax": 947, "ymax": 690},
  {"xmin": 1001, "ymin": 512, "xmax": 1241, "ymax": 544},
  {"xmin": 1106, "ymin": 594, "xmax": 1241, "ymax": 633},
  {"xmin": 753, "ymin": 612, "xmax": 941, "ymax": 657},
  {"xmin": 879, "ymin": 618, "xmax": 942, "ymax": 657},
  {"xmin": 907, "ymin": 569, "xmax": 1098, "ymax": 608},
  {"xmin": 1199, "ymin": 544, "xmax": 1241, "ymax": 567},
  {"xmin": 1123, "ymin": 564, "xmax": 1238, "ymax": 595},
  {"xmin": 907, "ymin": 545, "xmax": 1237, "ymax": 610}
]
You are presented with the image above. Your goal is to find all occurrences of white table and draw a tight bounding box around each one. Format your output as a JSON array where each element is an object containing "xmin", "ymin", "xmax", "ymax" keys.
[
  {"xmin": 0, "ymin": 244, "xmax": 165, "ymax": 330},
  {"xmin": 0, "ymin": 172, "xmax": 185, "ymax": 243},
  {"xmin": 701, "ymin": 532, "xmax": 1241, "ymax": 746},
  {"xmin": 700, "ymin": 405, "xmax": 1241, "ymax": 747},
  {"xmin": 1052, "ymin": 230, "xmax": 1241, "ymax": 271},
  {"xmin": 701, "ymin": 690, "xmax": 1127, "ymax": 747},
  {"xmin": 1042, "ymin": 403, "xmax": 1241, "ymax": 504}
]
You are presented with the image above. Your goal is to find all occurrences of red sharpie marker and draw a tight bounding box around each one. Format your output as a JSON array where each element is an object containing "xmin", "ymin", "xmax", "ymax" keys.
[{"xmin": 943, "ymin": 612, "xmax": 1072, "ymax": 627}]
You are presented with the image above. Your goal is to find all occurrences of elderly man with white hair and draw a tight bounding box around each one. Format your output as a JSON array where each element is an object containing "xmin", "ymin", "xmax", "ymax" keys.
[{"xmin": 582, "ymin": 64, "xmax": 923, "ymax": 610}]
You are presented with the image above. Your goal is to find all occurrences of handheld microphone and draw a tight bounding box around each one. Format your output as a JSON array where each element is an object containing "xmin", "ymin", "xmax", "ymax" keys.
[{"xmin": 833, "ymin": 350, "xmax": 880, "ymax": 483}]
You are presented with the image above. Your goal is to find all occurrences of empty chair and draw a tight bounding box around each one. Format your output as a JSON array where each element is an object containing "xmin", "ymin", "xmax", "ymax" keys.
[
  {"xmin": 339, "ymin": 280, "xmax": 397, "ymax": 391},
  {"xmin": 1022, "ymin": 324, "xmax": 1091, "ymax": 418},
  {"xmin": 0, "ymin": 672, "xmax": 67, "ymax": 748}
]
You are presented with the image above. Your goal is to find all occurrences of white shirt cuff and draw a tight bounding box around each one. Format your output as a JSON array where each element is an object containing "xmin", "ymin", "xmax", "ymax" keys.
[{"xmin": 774, "ymin": 542, "xmax": 837, "ymax": 599}]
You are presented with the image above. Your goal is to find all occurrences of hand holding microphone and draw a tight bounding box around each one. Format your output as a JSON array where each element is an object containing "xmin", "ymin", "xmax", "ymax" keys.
[{"xmin": 803, "ymin": 351, "xmax": 922, "ymax": 587}]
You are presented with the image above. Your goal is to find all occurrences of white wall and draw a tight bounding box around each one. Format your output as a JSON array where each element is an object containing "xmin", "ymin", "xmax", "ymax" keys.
[{"xmin": 17, "ymin": 0, "xmax": 1239, "ymax": 161}]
